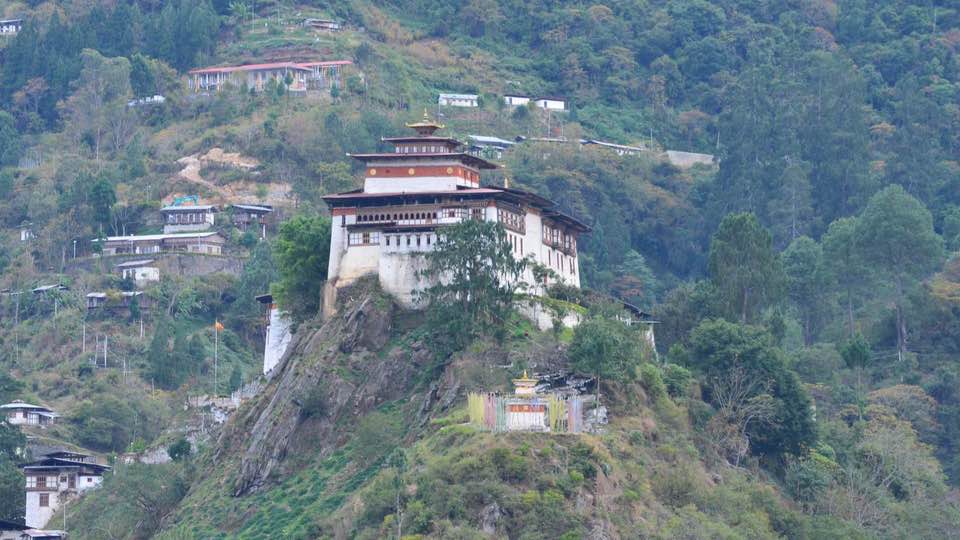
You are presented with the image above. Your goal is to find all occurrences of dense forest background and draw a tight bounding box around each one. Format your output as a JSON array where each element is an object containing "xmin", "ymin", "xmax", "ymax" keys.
[{"xmin": 0, "ymin": 0, "xmax": 959, "ymax": 538}]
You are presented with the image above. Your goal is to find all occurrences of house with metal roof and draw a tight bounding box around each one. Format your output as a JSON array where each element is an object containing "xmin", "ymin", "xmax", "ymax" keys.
[
  {"xmin": 1, "ymin": 401, "xmax": 57, "ymax": 428},
  {"xmin": 438, "ymin": 93, "xmax": 479, "ymax": 107},
  {"xmin": 21, "ymin": 453, "xmax": 110, "ymax": 528},
  {"xmin": 188, "ymin": 60, "xmax": 352, "ymax": 93},
  {"xmin": 160, "ymin": 204, "xmax": 218, "ymax": 234},
  {"xmin": 115, "ymin": 259, "xmax": 160, "ymax": 283}
]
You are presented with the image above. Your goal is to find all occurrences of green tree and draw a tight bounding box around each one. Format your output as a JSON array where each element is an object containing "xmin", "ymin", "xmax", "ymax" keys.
[
  {"xmin": 856, "ymin": 185, "xmax": 943, "ymax": 355},
  {"xmin": 167, "ymin": 438, "xmax": 191, "ymax": 461},
  {"xmin": 0, "ymin": 112, "xmax": 22, "ymax": 167},
  {"xmin": 707, "ymin": 213, "xmax": 784, "ymax": 324},
  {"xmin": 782, "ymin": 236, "xmax": 832, "ymax": 346},
  {"xmin": 0, "ymin": 422, "xmax": 26, "ymax": 521},
  {"xmin": 568, "ymin": 307, "xmax": 648, "ymax": 382},
  {"xmin": 822, "ymin": 217, "xmax": 872, "ymax": 337},
  {"xmin": 89, "ymin": 178, "xmax": 116, "ymax": 233},
  {"xmin": 0, "ymin": 372, "xmax": 24, "ymax": 404},
  {"xmin": 418, "ymin": 220, "xmax": 525, "ymax": 351},
  {"xmin": 688, "ymin": 319, "xmax": 816, "ymax": 458},
  {"xmin": 228, "ymin": 365, "xmax": 242, "ymax": 392},
  {"xmin": 228, "ymin": 241, "xmax": 278, "ymax": 335},
  {"xmin": 146, "ymin": 318, "xmax": 177, "ymax": 389},
  {"xmin": 273, "ymin": 214, "xmax": 331, "ymax": 322},
  {"xmin": 840, "ymin": 334, "xmax": 871, "ymax": 419}
]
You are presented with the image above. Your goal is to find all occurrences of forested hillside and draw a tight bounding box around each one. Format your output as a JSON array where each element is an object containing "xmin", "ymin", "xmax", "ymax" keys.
[{"xmin": 0, "ymin": 0, "xmax": 959, "ymax": 538}]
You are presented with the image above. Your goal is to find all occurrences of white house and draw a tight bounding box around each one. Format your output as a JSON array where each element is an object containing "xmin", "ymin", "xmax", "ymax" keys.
[
  {"xmin": 581, "ymin": 139, "xmax": 645, "ymax": 156},
  {"xmin": 21, "ymin": 452, "xmax": 110, "ymax": 528},
  {"xmin": 19, "ymin": 530, "xmax": 65, "ymax": 540},
  {"xmin": 322, "ymin": 113, "xmax": 588, "ymax": 315},
  {"xmin": 160, "ymin": 204, "xmax": 217, "ymax": 234},
  {"xmin": 255, "ymin": 294, "xmax": 293, "ymax": 377},
  {"xmin": 0, "ymin": 19, "xmax": 22, "ymax": 36},
  {"xmin": 534, "ymin": 97, "xmax": 566, "ymax": 111},
  {"xmin": 467, "ymin": 135, "xmax": 515, "ymax": 160},
  {"xmin": 503, "ymin": 95, "xmax": 530, "ymax": 107},
  {"xmin": 438, "ymin": 93, "xmax": 479, "ymax": 108},
  {"xmin": 1, "ymin": 402, "xmax": 57, "ymax": 428},
  {"xmin": 115, "ymin": 259, "xmax": 160, "ymax": 283}
]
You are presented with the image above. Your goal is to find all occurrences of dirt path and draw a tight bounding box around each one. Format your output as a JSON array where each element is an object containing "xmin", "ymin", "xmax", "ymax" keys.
[{"xmin": 175, "ymin": 148, "xmax": 293, "ymax": 206}]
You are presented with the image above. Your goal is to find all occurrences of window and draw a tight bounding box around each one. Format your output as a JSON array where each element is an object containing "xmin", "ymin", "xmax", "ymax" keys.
[
  {"xmin": 37, "ymin": 476, "xmax": 46, "ymax": 488},
  {"xmin": 348, "ymin": 232, "xmax": 380, "ymax": 246},
  {"xmin": 39, "ymin": 493, "xmax": 49, "ymax": 507},
  {"xmin": 385, "ymin": 236, "xmax": 391, "ymax": 246}
]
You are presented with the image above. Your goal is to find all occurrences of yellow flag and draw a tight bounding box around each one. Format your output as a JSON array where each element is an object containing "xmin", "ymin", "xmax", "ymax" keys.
[{"xmin": 215, "ymin": 320, "xmax": 224, "ymax": 332}]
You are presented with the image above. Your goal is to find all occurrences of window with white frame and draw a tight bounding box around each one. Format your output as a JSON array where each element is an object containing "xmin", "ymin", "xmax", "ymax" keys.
[{"xmin": 348, "ymin": 232, "xmax": 380, "ymax": 246}]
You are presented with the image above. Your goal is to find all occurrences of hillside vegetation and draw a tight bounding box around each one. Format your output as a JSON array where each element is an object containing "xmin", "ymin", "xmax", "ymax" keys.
[{"xmin": 0, "ymin": 0, "xmax": 959, "ymax": 539}]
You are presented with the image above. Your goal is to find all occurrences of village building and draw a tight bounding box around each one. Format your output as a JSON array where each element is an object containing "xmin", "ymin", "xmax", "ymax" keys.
[
  {"xmin": 115, "ymin": 259, "xmax": 160, "ymax": 284},
  {"xmin": 582, "ymin": 139, "xmax": 645, "ymax": 156},
  {"xmin": 0, "ymin": 520, "xmax": 26, "ymax": 540},
  {"xmin": 0, "ymin": 19, "xmax": 22, "ymax": 36},
  {"xmin": 256, "ymin": 294, "xmax": 293, "ymax": 377},
  {"xmin": 1, "ymin": 401, "xmax": 57, "ymax": 428},
  {"xmin": 85, "ymin": 291, "xmax": 152, "ymax": 312},
  {"xmin": 322, "ymin": 112, "xmax": 588, "ymax": 314},
  {"xmin": 161, "ymin": 204, "xmax": 217, "ymax": 234},
  {"xmin": 503, "ymin": 95, "xmax": 530, "ymax": 107},
  {"xmin": 30, "ymin": 285, "xmax": 68, "ymax": 295},
  {"xmin": 21, "ymin": 452, "xmax": 110, "ymax": 528},
  {"xmin": 467, "ymin": 135, "xmax": 515, "ymax": 160},
  {"xmin": 188, "ymin": 60, "xmax": 351, "ymax": 93},
  {"xmin": 19, "ymin": 223, "xmax": 33, "ymax": 243},
  {"xmin": 534, "ymin": 97, "xmax": 566, "ymax": 111},
  {"xmin": 127, "ymin": 95, "xmax": 166, "ymax": 108},
  {"xmin": 438, "ymin": 93, "xmax": 479, "ymax": 108},
  {"xmin": 303, "ymin": 18, "xmax": 341, "ymax": 31},
  {"xmin": 229, "ymin": 204, "xmax": 275, "ymax": 240},
  {"xmin": 95, "ymin": 232, "xmax": 226, "ymax": 256}
]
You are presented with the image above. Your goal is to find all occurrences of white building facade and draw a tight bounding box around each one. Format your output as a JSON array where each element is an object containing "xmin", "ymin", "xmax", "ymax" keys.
[
  {"xmin": 21, "ymin": 453, "xmax": 109, "ymax": 528},
  {"xmin": 323, "ymin": 115, "xmax": 587, "ymax": 314},
  {"xmin": 438, "ymin": 93, "xmax": 479, "ymax": 107},
  {"xmin": 115, "ymin": 259, "xmax": 160, "ymax": 283},
  {"xmin": 256, "ymin": 294, "xmax": 293, "ymax": 376}
]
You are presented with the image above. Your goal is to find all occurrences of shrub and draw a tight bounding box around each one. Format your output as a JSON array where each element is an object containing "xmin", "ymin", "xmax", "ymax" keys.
[
  {"xmin": 663, "ymin": 363, "xmax": 693, "ymax": 397},
  {"xmin": 640, "ymin": 363, "xmax": 667, "ymax": 401},
  {"xmin": 168, "ymin": 438, "xmax": 191, "ymax": 461}
]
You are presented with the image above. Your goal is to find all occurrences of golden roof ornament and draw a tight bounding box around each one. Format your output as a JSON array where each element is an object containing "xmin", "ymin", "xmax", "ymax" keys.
[{"xmin": 406, "ymin": 109, "xmax": 444, "ymax": 136}]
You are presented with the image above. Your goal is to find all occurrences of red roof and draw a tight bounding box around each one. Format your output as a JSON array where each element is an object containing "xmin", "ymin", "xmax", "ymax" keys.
[{"xmin": 189, "ymin": 60, "xmax": 352, "ymax": 75}]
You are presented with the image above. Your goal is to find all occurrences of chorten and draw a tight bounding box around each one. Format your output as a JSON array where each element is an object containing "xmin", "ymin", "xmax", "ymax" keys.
[{"xmin": 512, "ymin": 371, "xmax": 539, "ymax": 396}]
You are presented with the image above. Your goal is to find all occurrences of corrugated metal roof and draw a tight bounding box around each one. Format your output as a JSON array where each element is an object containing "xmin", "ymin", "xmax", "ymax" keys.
[
  {"xmin": 94, "ymin": 232, "xmax": 221, "ymax": 242},
  {"xmin": 115, "ymin": 259, "xmax": 156, "ymax": 268}
]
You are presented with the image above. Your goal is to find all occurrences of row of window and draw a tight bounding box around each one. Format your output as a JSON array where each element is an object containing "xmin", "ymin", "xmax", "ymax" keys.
[
  {"xmin": 395, "ymin": 145, "xmax": 447, "ymax": 153},
  {"xmin": 386, "ymin": 234, "xmax": 435, "ymax": 248},
  {"xmin": 498, "ymin": 208, "xmax": 526, "ymax": 233},
  {"xmin": 352, "ymin": 207, "xmax": 485, "ymax": 225},
  {"xmin": 546, "ymin": 249, "xmax": 577, "ymax": 276},
  {"xmin": 542, "ymin": 225, "xmax": 575, "ymax": 253},
  {"xmin": 166, "ymin": 213, "xmax": 209, "ymax": 224},
  {"xmin": 348, "ymin": 232, "xmax": 380, "ymax": 246}
]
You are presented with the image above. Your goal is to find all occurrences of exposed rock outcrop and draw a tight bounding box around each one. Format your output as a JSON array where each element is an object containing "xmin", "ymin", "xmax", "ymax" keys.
[{"xmin": 221, "ymin": 280, "xmax": 429, "ymax": 496}]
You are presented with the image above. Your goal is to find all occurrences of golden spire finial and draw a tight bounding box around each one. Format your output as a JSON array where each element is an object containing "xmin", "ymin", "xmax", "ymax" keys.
[
  {"xmin": 522, "ymin": 369, "xmax": 528, "ymax": 379},
  {"xmin": 504, "ymin": 177, "xmax": 511, "ymax": 189}
]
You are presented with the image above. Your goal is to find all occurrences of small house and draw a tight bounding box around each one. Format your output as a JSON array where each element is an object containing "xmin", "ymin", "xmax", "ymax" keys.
[
  {"xmin": 581, "ymin": 139, "xmax": 645, "ymax": 156},
  {"xmin": 534, "ymin": 97, "xmax": 566, "ymax": 111},
  {"xmin": 663, "ymin": 150, "xmax": 715, "ymax": 169},
  {"xmin": 115, "ymin": 259, "xmax": 160, "ymax": 283},
  {"xmin": 503, "ymin": 95, "xmax": 530, "ymax": 107},
  {"xmin": 96, "ymin": 232, "xmax": 226, "ymax": 256},
  {"xmin": 0, "ymin": 19, "xmax": 22, "ymax": 36},
  {"xmin": 21, "ymin": 452, "xmax": 110, "ymax": 527},
  {"xmin": 85, "ymin": 291, "xmax": 152, "ymax": 312},
  {"xmin": 30, "ymin": 285, "xmax": 68, "ymax": 295},
  {"xmin": 303, "ymin": 18, "xmax": 341, "ymax": 31},
  {"xmin": 1, "ymin": 401, "xmax": 57, "ymax": 427},
  {"xmin": 467, "ymin": 135, "xmax": 515, "ymax": 159},
  {"xmin": 229, "ymin": 204, "xmax": 274, "ymax": 240},
  {"xmin": 160, "ymin": 204, "xmax": 217, "ymax": 234},
  {"xmin": 127, "ymin": 95, "xmax": 166, "ymax": 108},
  {"xmin": 0, "ymin": 520, "xmax": 26, "ymax": 540},
  {"xmin": 438, "ymin": 93, "xmax": 479, "ymax": 108}
]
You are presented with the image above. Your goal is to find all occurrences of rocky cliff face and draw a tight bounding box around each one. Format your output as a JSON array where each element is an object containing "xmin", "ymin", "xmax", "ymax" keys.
[{"xmin": 219, "ymin": 280, "xmax": 432, "ymax": 495}]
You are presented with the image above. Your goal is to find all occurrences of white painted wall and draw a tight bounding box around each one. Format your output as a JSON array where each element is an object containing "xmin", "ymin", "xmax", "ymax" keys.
[
  {"xmin": 122, "ymin": 267, "xmax": 160, "ymax": 283},
  {"xmin": 535, "ymin": 99, "xmax": 566, "ymax": 111},
  {"xmin": 263, "ymin": 307, "xmax": 292, "ymax": 376},
  {"xmin": 25, "ymin": 490, "xmax": 55, "ymax": 528}
]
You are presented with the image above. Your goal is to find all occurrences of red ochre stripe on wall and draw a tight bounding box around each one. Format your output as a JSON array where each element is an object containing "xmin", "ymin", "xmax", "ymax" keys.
[
  {"xmin": 331, "ymin": 207, "xmax": 357, "ymax": 216},
  {"xmin": 367, "ymin": 166, "xmax": 480, "ymax": 182}
]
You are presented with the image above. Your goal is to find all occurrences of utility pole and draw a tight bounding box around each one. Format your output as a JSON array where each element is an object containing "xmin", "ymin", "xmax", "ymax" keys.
[
  {"xmin": 82, "ymin": 320, "xmax": 86, "ymax": 354},
  {"xmin": 104, "ymin": 334, "xmax": 108, "ymax": 368}
]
